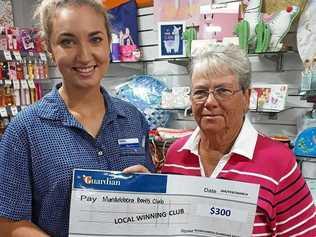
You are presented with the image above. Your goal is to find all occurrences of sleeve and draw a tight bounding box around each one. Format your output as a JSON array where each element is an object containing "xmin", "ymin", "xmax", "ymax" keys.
[
  {"xmin": 0, "ymin": 122, "xmax": 33, "ymax": 221},
  {"xmin": 274, "ymin": 149, "xmax": 316, "ymax": 236}
]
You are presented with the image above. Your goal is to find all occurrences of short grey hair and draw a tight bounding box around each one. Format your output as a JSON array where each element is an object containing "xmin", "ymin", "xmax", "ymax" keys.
[
  {"xmin": 190, "ymin": 44, "xmax": 251, "ymax": 90},
  {"xmin": 33, "ymin": 0, "xmax": 112, "ymax": 48}
]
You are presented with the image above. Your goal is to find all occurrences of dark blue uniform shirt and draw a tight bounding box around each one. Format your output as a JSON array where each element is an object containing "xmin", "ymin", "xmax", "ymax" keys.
[{"xmin": 0, "ymin": 85, "xmax": 154, "ymax": 236}]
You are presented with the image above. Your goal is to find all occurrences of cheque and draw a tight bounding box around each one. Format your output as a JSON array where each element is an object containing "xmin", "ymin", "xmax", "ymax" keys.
[{"xmin": 69, "ymin": 169, "xmax": 259, "ymax": 237}]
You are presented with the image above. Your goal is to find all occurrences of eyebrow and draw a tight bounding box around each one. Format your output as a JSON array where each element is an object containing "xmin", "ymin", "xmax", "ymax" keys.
[
  {"xmin": 89, "ymin": 31, "xmax": 105, "ymax": 37},
  {"xmin": 58, "ymin": 31, "xmax": 104, "ymax": 38}
]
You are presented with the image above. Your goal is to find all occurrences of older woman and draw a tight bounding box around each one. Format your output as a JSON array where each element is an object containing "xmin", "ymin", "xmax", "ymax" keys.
[{"xmin": 161, "ymin": 44, "xmax": 316, "ymax": 236}]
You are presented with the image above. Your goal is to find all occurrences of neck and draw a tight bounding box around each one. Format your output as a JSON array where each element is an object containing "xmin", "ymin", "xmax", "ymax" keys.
[
  {"xmin": 199, "ymin": 124, "xmax": 242, "ymax": 154},
  {"xmin": 58, "ymin": 84, "xmax": 105, "ymax": 112}
]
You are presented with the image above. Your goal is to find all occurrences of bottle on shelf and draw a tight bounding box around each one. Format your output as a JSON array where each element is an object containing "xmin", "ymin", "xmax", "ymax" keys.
[
  {"xmin": 43, "ymin": 61, "xmax": 49, "ymax": 79},
  {"xmin": 23, "ymin": 58, "xmax": 29, "ymax": 80},
  {"xmin": 33, "ymin": 59, "xmax": 39, "ymax": 80},
  {"xmin": 27, "ymin": 59, "xmax": 34, "ymax": 80},
  {"xmin": 0, "ymin": 27, "xmax": 7, "ymax": 51},
  {"xmin": 16, "ymin": 61, "xmax": 24, "ymax": 80},
  {"xmin": 0, "ymin": 62, "xmax": 3, "ymax": 80}
]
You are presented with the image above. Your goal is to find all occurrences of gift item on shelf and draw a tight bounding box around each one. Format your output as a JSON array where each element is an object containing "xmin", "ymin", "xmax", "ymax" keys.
[
  {"xmin": 198, "ymin": 2, "xmax": 241, "ymax": 42},
  {"xmin": 297, "ymin": 0, "xmax": 316, "ymax": 64},
  {"xmin": 294, "ymin": 127, "xmax": 316, "ymax": 159},
  {"xmin": 0, "ymin": 26, "xmax": 46, "ymax": 54},
  {"xmin": 116, "ymin": 75, "xmax": 170, "ymax": 129},
  {"xmin": 249, "ymin": 84, "xmax": 288, "ymax": 112},
  {"xmin": 0, "ymin": 79, "xmax": 44, "ymax": 135},
  {"xmin": 0, "ymin": 25, "xmax": 48, "ymax": 136},
  {"xmin": 155, "ymin": 127, "xmax": 193, "ymax": 141},
  {"xmin": 299, "ymin": 58, "xmax": 316, "ymax": 95},
  {"xmin": 183, "ymin": 26, "xmax": 197, "ymax": 57},
  {"xmin": 0, "ymin": 51, "xmax": 49, "ymax": 80},
  {"xmin": 297, "ymin": 109, "xmax": 316, "ymax": 135},
  {"xmin": 241, "ymin": 0, "xmax": 262, "ymax": 49},
  {"xmin": 149, "ymin": 127, "xmax": 193, "ymax": 171},
  {"xmin": 154, "ymin": 0, "xmax": 210, "ymax": 26},
  {"xmin": 110, "ymin": 33, "xmax": 120, "ymax": 62},
  {"xmin": 235, "ymin": 1, "xmax": 300, "ymax": 53},
  {"xmin": 161, "ymin": 86, "xmax": 191, "ymax": 109},
  {"xmin": 0, "ymin": 27, "xmax": 7, "ymax": 50},
  {"xmin": 107, "ymin": 0, "xmax": 140, "ymax": 62},
  {"xmin": 158, "ymin": 21, "xmax": 186, "ymax": 58},
  {"xmin": 262, "ymin": 0, "xmax": 307, "ymax": 17},
  {"xmin": 266, "ymin": 5, "xmax": 300, "ymax": 52}
]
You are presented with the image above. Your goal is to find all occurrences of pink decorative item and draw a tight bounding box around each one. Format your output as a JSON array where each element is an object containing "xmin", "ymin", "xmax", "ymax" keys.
[{"xmin": 154, "ymin": 0, "xmax": 210, "ymax": 26}]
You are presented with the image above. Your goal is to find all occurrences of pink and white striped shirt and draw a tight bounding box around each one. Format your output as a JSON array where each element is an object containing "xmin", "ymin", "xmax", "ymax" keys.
[{"xmin": 161, "ymin": 118, "xmax": 316, "ymax": 236}]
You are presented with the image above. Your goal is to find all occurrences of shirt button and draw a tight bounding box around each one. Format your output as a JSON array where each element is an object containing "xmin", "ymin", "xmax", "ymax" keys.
[{"xmin": 98, "ymin": 150, "xmax": 103, "ymax": 156}]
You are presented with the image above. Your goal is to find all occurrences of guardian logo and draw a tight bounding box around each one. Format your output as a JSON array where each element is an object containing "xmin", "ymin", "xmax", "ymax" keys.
[{"xmin": 82, "ymin": 175, "xmax": 120, "ymax": 186}]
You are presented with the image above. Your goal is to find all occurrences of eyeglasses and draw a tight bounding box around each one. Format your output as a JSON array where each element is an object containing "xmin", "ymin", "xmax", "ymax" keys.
[{"xmin": 191, "ymin": 87, "xmax": 242, "ymax": 103}]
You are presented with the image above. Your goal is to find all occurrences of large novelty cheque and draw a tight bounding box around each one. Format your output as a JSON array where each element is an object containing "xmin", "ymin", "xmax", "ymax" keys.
[{"xmin": 69, "ymin": 169, "xmax": 259, "ymax": 237}]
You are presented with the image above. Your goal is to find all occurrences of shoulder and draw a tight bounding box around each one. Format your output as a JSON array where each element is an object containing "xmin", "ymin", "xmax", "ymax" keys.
[
  {"xmin": 255, "ymin": 135, "xmax": 295, "ymax": 161},
  {"xmin": 167, "ymin": 135, "xmax": 190, "ymax": 152},
  {"xmin": 253, "ymin": 135, "xmax": 297, "ymax": 176},
  {"xmin": 111, "ymin": 96, "xmax": 148, "ymax": 126},
  {"xmin": 7, "ymin": 103, "xmax": 40, "ymax": 131},
  {"xmin": 162, "ymin": 135, "xmax": 200, "ymax": 175},
  {"xmin": 112, "ymin": 97, "xmax": 142, "ymax": 115}
]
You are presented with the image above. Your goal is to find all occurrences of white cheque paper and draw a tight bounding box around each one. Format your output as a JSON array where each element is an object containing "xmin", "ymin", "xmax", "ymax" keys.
[{"xmin": 69, "ymin": 169, "xmax": 259, "ymax": 237}]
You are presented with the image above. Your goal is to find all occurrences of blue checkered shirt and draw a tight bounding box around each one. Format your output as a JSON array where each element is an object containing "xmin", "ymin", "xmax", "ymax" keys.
[{"xmin": 0, "ymin": 85, "xmax": 154, "ymax": 236}]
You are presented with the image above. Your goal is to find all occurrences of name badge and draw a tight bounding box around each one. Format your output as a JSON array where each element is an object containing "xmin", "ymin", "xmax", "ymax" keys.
[{"xmin": 118, "ymin": 138, "xmax": 140, "ymax": 149}]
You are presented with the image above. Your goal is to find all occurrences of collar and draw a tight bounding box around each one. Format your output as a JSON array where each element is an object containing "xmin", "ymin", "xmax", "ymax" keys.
[
  {"xmin": 36, "ymin": 84, "xmax": 127, "ymax": 123},
  {"xmin": 179, "ymin": 116, "xmax": 258, "ymax": 160}
]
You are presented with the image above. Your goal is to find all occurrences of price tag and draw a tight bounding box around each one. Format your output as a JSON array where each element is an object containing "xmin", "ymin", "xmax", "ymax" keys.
[
  {"xmin": 21, "ymin": 80, "xmax": 29, "ymax": 89},
  {"xmin": 27, "ymin": 80, "xmax": 35, "ymax": 89},
  {"xmin": 20, "ymin": 105, "xmax": 27, "ymax": 111},
  {"xmin": 4, "ymin": 80, "xmax": 12, "ymax": 86},
  {"xmin": 0, "ymin": 107, "xmax": 8, "ymax": 118},
  {"xmin": 10, "ymin": 106, "xmax": 18, "ymax": 116},
  {"xmin": 13, "ymin": 51, "xmax": 22, "ymax": 61},
  {"xmin": 39, "ymin": 52, "xmax": 47, "ymax": 61},
  {"xmin": 3, "ymin": 50, "xmax": 12, "ymax": 61},
  {"xmin": 12, "ymin": 79, "xmax": 20, "ymax": 89}
]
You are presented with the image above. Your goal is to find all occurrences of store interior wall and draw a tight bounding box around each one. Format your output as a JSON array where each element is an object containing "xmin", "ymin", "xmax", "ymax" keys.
[{"xmin": 11, "ymin": 2, "xmax": 313, "ymax": 140}]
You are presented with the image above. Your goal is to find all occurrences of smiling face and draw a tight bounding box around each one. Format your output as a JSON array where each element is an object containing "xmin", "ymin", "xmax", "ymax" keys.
[
  {"xmin": 48, "ymin": 5, "xmax": 110, "ymax": 90},
  {"xmin": 191, "ymin": 72, "xmax": 250, "ymax": 137}
]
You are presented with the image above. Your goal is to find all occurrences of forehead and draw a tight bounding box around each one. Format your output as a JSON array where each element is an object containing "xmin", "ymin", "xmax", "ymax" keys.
[
  {"xmin": 192, "ymin": 71, "xmax": 239, "ymax": 88},
  {"xmin": 51, "ymin": 5, "xmax": 106, "ymax": 36}
]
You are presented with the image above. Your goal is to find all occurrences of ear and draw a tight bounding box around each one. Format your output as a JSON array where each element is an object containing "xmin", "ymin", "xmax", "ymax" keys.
[{"xmin": 45, "ymin": 39, "xmax": 55, "ymax": 62}]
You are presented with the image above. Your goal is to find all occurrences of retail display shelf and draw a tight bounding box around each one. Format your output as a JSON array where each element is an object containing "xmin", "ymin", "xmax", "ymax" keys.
[
  {"xmin": 150, "ymin": 51, "xmax": 298, "ymax": 71},
  {"xmin": 249, "ymin": 107, "xmax": 290, "ymax": 120}
]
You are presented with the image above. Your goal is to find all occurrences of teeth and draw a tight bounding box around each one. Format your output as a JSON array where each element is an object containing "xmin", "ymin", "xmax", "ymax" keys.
[{"xmin": 75, "ymin": 66, "xmax": 94, "ymax": 73}]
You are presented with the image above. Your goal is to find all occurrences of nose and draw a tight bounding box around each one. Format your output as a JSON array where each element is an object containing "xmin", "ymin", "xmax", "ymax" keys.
[
  {"xmin": 204, "ymin": 91, "xmax": 219, "ymax": 108},
  {"xmin": 76, "ymin": 43, "xmax": 92, "ymax": 63}
]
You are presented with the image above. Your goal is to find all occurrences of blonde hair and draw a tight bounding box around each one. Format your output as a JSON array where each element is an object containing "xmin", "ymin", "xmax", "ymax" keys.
[
  {"xmin": 191, "ymin": 44, "xmax": 251, "ymax": 90},
  {"xmin": 34, "ymin": 0, "xmax": 112, "ymax": 48}
]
